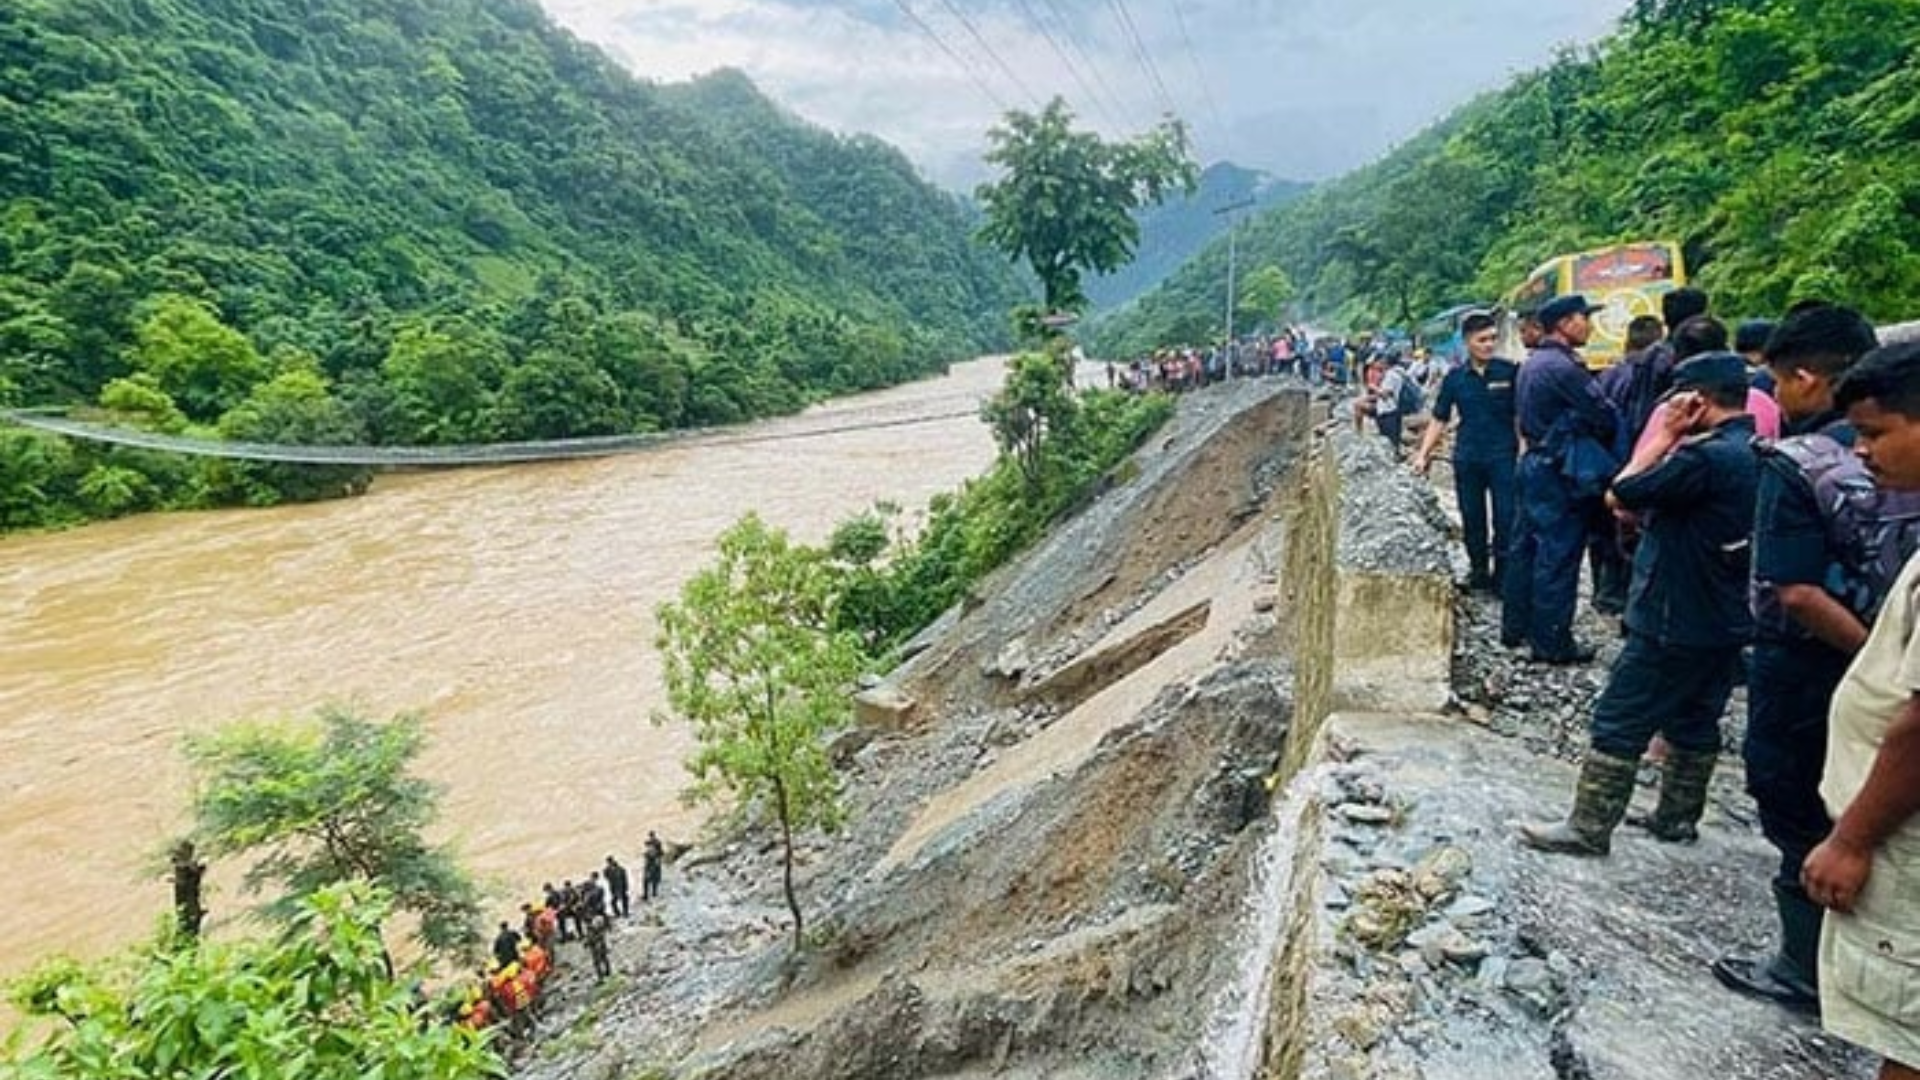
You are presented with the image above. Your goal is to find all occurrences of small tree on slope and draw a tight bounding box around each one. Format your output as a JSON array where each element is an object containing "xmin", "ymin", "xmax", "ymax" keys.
[{"xmin": 655, "ymin": 514, "xmax": 866, "ymax": 950}]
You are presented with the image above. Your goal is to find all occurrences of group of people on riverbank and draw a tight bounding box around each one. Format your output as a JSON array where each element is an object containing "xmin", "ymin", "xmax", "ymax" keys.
[
  {"xmin": 449, "ymin": 832, "xmax": 669, "ymax": 1041},
  {"xmin": 1111, "ymin": 327, "xmax": 1426, "ymax": 395},
  {"xmin": 1405, "ymin": 289, "xmax": 1920, "ymax": 1079}
]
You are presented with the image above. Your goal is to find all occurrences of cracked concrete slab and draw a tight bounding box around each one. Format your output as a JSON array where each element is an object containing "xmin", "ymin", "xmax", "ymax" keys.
[{"xmin": 1301, "ymin": 712, "xmax": 1874, "ymax": 1080}]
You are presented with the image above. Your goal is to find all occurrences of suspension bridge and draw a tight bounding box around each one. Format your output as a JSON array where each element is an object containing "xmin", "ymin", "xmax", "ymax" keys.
[{"xmin": 0, "ymin": 400, "xmax": 988, "ymax": 468}]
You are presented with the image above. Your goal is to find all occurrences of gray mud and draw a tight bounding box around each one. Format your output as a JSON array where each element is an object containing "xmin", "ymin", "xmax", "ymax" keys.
[{"xmin": 517, "ymin": 378, "xmax": 1321, "ymax": 1080}]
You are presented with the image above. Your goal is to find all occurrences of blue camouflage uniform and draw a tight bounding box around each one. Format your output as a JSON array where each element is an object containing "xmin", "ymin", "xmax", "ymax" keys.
[{"xmin": 1500, "ymin": 337, "xmax": 1618, "ymax": 659}]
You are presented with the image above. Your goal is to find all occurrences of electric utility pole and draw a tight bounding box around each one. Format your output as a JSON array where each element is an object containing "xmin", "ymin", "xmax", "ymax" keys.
[{"xmin": 1214, "ymin": 198, "xmax": 1256, "ymax": 377}]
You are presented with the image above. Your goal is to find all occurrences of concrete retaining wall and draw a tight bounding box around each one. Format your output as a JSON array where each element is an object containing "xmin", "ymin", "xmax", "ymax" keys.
[{"xmin": 1329, "ymin": 426, "xmax": 1456, "ymax": 714}]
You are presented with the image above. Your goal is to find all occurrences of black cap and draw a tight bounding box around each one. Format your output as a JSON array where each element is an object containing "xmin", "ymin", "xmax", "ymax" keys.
[
  {"xmin": 1538, "ymin": 294, "xmax": 1603, "ymax": 329},
  {"xmin": 1670, "ymin": 351, "xmax": 1749, "ymax": 394},
  {"xmin": 1734, "ymin": 319, "xmax": 1776, "ymax": 354}
]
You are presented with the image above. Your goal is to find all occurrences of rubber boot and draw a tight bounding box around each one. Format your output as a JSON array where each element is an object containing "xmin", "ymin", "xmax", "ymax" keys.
[
  {"xmin": 1519, "ymin": 751, "xmax": 1640, "ymax": 856},
  {"xmin": 1711, "ymin": 881, "xmax": 1822, "ymax": 1015},
  {"xmin": 1632, "ymin": 747, "xmax": 1719, "ymax": 843}
]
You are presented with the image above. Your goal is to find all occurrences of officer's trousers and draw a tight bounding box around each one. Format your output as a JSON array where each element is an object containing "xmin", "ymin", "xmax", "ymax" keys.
[
  {"xmin": 1589, "ymin": 633, "xmax": 1739, "ymax": 759},
  {"xmin": 1587, "ymin": 503, "xmax": 1632, "ymax": 616},
  {"xmin": 1746, "ymin": 642, "xmax": 1847, "ymax": 887},
  {"xmin": 1501, "ymin": 452, "xmax": 1589, "ymax": 656},
  {"xmin": 1454, "ymin": 455, "xmax": 1514, "ymax": 581}
]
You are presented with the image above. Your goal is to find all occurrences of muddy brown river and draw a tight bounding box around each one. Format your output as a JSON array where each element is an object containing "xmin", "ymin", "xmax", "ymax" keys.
[{"xmin": 0, "ymin": 358, "xmax": 1003, "ymax": 980}]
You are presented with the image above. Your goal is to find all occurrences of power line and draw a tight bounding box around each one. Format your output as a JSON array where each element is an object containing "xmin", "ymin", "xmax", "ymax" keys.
[
  {"xmin": 1011, "ymin": 0, "xmax": 1125, "ymax": 129},
  {"xmin": 1105, "ymin": 0, "xmax": 1180, "ymax": 120},
  {"xmin": 1038, "ymin": 0, "xmax": 1133, "ymax": 127},
  {"xmin": 930, "ymin": 0, "xmax": 1046, "ymax": 109},
  {"xmin": 1168, "ymin": 0, "xmax": 1229, "ymax": 152},
  {"xmin": 890, "ymin": 0, "xmax": 1012, "ymax": 113}
]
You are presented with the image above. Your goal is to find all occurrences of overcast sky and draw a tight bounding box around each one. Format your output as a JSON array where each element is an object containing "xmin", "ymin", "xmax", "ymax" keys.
[{"xmin": 537, "ymin": 0, "xmax": 1630, "ymax": 190}]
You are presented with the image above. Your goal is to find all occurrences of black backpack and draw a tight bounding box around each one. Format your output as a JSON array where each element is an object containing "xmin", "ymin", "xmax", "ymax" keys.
[
  {"xmin": 1760, "ymin": 433, "xmax": 1920, "ymax": 624},
  {"xmin": 1395, "ymin": 370, "xmax": 1424, "ymax": 414}
]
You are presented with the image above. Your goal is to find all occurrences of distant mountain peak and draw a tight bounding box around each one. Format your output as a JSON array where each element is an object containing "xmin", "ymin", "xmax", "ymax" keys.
[{"xmin": 1085, "ymin": 160, "xmax": 1309, "ymax": 311}]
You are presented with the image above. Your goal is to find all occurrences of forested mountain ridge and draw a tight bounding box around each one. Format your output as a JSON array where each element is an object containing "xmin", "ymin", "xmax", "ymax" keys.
[
  {"xmin": 1083, "ymin": 161, "xmax": 1307, "ymax": 311},
  {"xmin": 1095, "ymin": 0, "xmax": 1920, "ymax": 354},
  {"xmin": 666, "ymin": 69, "xmax": 1019, "ymax": 350},
  {"xmin": 0, "ymin": 0, "xmax": 1022, "ymax": 527}
]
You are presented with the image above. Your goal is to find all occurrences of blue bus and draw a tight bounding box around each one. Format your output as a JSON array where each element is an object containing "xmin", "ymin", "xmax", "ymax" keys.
[{"xmin": 1416, "ymin": 304, "xmax": 1487, "ymax": 368}]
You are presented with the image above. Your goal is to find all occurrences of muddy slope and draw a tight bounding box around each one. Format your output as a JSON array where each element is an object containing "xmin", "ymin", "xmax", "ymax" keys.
[{"xmin": 518, "ymin": 379, "xmax": 1320, "ymax": 1080}]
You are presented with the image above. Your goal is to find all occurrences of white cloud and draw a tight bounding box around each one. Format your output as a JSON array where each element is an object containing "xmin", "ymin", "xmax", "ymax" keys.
[{"xmin": 535, "ymin": 0, "xmax": 1630, "ymax": 189}]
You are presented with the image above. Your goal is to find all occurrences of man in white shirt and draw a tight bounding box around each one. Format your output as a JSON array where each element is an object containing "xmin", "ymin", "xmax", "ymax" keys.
[{"xmin": 1804, "ymin": 340, "xmax": 1920, "ymax": 1080}]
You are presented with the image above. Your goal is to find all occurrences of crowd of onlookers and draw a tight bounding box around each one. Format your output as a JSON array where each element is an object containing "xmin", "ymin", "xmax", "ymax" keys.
[
  {"xmin": 1119, "ymin": 292, "xmax": 1920, "ymax": 1077},
  {"xmin": 1390, "ymin": 290, "xmax": 1920, "ymax": 1080}
]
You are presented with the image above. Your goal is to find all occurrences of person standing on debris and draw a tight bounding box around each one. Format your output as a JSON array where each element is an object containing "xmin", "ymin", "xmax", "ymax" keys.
[
  {"xmin": 1369, "ymin": 353, "xmax": 1413, "ymax": 454},
  {"xmin": 492, "ymin": 920, "xmax": 523, "ymax": 969},
  {"xmin": 1502, "ymin": 294, "xmax": 1622, "ymax": 665},
  {"xmin": 1520, "ymin": 353, "xmax": 1758, "ymax": 856},
  {"xmin": 583, "ymin": 913, "xmax": 614, "ymax": 981},
  {"xmin": 604, "ymin": 855, "xmax": 631, "ymax": 918},
  {"xmin": 1800, "ymin": 342, "xmax": 1920, "ymax": 1080},
  {"xmin": 1413, "ymin": 311, "xmax": 1518, "ymax": 593},
  {"xmin": 1716, "ymin": 305, "xmax": 1903, "ymax": 1014},
  {"xmin": 643, "ymin": 831, "xmax": 665, "ymax": 901}
]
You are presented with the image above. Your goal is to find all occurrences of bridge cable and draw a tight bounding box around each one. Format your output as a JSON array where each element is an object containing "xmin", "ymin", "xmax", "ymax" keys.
[{"xmin": 0, "ymin": 405, "xmax": 990, "ymax": 467}]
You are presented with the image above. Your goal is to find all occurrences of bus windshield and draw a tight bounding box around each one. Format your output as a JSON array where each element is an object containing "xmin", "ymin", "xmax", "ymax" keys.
[{"xmin": 1508, "ymin": 240, "xmax": 1686, "ymax": 368}]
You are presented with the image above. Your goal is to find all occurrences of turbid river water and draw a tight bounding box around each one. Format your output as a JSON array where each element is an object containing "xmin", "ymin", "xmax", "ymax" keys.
[{"xmin": 0, "ymin": 357, "xmax": 1004, "ymax": 980}]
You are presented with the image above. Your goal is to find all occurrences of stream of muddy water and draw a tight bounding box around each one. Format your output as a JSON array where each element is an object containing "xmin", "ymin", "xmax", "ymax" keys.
[{"xmin": 0, "ymin": 358, "xmax": 1004, "ymax": 981}]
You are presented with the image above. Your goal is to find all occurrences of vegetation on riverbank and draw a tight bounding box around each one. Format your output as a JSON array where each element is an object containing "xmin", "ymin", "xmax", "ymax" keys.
[
  {"xmin": 3, "ymin": 709, "xmax": 500, "ymax": 1077},
  {"xmin": 3, "ymin": 885, "xmax": 502, "ymax": 1079},
  {"xmin": 1095, "ymin": 0, "xmax": 1920, "ymax": 350},
  {"xmin": 0, "ymin": 0, "xmax": 1023, "ymax": 532},
  {"xmin": 835, "ymin": 376, "xmax": 1175, "ymax": 655}
]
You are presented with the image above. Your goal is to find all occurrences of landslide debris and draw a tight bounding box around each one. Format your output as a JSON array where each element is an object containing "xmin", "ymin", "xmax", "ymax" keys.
[{"xmin": 520, "ymin": 378, "xmax": 1320, "ymax": 1080}]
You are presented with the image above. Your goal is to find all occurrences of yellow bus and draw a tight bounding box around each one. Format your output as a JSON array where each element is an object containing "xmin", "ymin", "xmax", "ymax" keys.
[{"xmin": 1507, "ymin": 241, "xmax": 1687, "ymax": 369}]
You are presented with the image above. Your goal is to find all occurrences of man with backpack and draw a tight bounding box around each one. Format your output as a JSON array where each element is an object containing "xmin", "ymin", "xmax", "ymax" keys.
[
  {"xmin": 1714, "ymin": 305, "xmax": 1908, "ymax": 1016},
  {"xmin": 1800, "ymin": 340, "xmax": 1920, "ymax": 1080},
  {"xmin": 1369, "ymin": 353, "xmax": 1420, "ymax": 455}
]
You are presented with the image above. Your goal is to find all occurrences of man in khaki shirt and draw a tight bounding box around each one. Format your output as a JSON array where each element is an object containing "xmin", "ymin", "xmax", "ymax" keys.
[{"xmin": 1805, "ymin": 341, "xmax": 1920, "ymax": 1079}]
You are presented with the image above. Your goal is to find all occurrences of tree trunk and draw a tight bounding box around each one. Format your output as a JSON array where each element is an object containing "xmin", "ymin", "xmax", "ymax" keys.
[{"xmin": 775, "ymin": 776, "xmax": 803, "ymax": 951}]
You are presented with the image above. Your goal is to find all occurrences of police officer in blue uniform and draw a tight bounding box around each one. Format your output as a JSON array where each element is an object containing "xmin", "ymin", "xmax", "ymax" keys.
[
  {"xmin": 1521, "ymin": 352, "xmax": 1760, "ymax": 855},
  {"xmin": 1414, "ymin": 310, "xmax": 1518, "ymax": 592},
  {"xmin": 1502, "ymin": 295, "xmax": 1621, "ymax": 663},
  {"xmin": 1714, "ymin": 305, "xmax": 1886, "ymax": 1013}
]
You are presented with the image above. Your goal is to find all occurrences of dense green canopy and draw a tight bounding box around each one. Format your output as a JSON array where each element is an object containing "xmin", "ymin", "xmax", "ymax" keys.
[
  {"xmin": 1094, "ymin": 0, "xmax": 1920, "ymax": 352},
  {"xmin": 0, "ymin": 0, "xmax": 1021, "ymax": 528}
]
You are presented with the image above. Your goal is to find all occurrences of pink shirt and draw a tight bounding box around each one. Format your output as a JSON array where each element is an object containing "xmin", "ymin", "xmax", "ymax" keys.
[{"xmin": 1633, "ymin": 387, "xmax": 1781, "ymax": 456}]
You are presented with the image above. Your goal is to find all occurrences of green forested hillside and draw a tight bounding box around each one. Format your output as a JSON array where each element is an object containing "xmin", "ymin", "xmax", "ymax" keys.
[
  {"xmin": 0, "ymin": 0, "xmax": 1021, "ymax": 527},
  {"xmin": 1095, "ymin": 0, "xmax": 1920, "ymax": 354},
  {"xmin": 666, "ymin": 70, "xmax": 1019, "ymax": 350}
]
